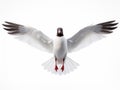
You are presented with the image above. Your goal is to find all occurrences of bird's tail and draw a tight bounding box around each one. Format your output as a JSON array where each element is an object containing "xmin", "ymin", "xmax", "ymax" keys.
[{"xmin": 42, "ymin": 57, "xmax": 79, "ymax": 75}]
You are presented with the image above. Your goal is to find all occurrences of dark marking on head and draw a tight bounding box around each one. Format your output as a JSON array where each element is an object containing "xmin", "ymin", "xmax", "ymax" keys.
[{"xmin": 57, "ymin": 27, "xmax": 64, "ymax": 37}]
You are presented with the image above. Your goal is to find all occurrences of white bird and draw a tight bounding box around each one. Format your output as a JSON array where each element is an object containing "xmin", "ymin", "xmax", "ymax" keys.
[{"xmin": 2, "ymin": 20, "xmax": 118, "ymax": 74}]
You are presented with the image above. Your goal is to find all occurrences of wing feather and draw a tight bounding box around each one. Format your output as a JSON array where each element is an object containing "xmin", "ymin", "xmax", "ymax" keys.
[
  {"xmin": 67, "ymin": 20, "xmax": 118, "ymax": 52},
  {"xmin": 3, "ymin": 21, "xmax": 53, "ymax": 53}
]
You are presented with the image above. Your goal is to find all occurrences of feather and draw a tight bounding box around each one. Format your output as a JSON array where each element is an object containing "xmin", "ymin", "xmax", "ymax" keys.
[
  {"xmin": 2, "ymin": 21, "xmax": 53, "ymax": 53},
  {"xmin": 42, "ymin": 57, "xmax": 79, "ymax": 75},
  {"xmin": 67, "ymin": 20, "xmax": 118, "ymax": 52}
]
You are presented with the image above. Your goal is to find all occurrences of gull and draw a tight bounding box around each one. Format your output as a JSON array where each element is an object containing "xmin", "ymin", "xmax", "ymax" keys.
[{"xmin": 2, "ymin": 20, "xmax": 118, "ymax": 74}]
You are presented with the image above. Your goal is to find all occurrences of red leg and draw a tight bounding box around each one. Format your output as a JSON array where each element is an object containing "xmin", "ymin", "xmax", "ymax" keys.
[
  {"xmin": 55, "ymin": 65, "xmax": 58, "ymax": 71},
  {"xmin": 61, "ymin": 58, "xmax": 65, "ymax": 72},
  {"xmin": 61, "ymin": 65, "xmax": 64, "ymax": 72},
  {"xmin": 55, "ymin": 57, "xmax": 58, "ymax": 71}
]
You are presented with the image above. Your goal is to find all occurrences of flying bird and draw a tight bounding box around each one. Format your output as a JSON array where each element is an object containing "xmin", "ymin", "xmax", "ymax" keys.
[{"xmin": 2, "ymin": 20, "xmax": 118, "ymax": 74}]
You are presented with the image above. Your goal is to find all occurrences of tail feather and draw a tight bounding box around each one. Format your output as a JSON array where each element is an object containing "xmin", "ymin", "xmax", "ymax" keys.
[{"xmin": 42, "ymin": 57, "xmax": 79, "ymax": 75}]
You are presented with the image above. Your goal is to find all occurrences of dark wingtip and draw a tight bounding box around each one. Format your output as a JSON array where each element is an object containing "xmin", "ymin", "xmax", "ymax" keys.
[
  {"xmin": 102, "ymin": 26, "xmax": 117, "ymax": 30},
  {"xmin": 2, "ymin": 24, "xmax": 6, "ymax": 26},
  {"xmin": 4, "ymin": 21, "xmax": 20, "ymax": 26},
  {"xmin": 113, "ymin": 23, "xmax": 118, "ymax": 25},
  {"xmin": 4, "ymin": 21, "xmax": 11, "ymax": 24},
  {"xmin": 2, "ymin": 24, "xmax": 12, "ymax": 27},
  {"xmin": 101, "ymin": 30, "xmax": 113, "ymax": 33},
  {"xmin": 3, "ymin": 28, "xmax": 17, "ymax": 31},
  {"xmin": 98, "ymin": 20, "xmax": 118, "ymax": 34},
  {"xmin": 4, "ymin": 21, "xmax": 15, "ymax": 25},
  {"xmin": 106, "ymin": 20, "xmax": 116, "ymax": 23},
  {"xmin": 98, "ymin": 20, "xmax": 116, "ymax": 25},
  {"xmin": 8, "ymin": 31, "xmax": 19, "ymax": 34},
  {"xmin": 3, "ymin": 28, "xmax": 10, "ymax": 31}
]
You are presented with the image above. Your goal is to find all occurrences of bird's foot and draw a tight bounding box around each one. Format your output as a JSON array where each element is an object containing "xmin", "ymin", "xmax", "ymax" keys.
[
  {"xmin": 61, "ymin": 65, "xmax": 64, "ymax": 72},
  {"xmin": 55, "ymin": 65, "xmax": 58, "ymax": 71}
]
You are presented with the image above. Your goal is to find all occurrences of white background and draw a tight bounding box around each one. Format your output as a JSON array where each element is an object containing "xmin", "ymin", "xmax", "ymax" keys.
[{"xmin": 0, "ymin": 0, "xmax": 120, "ymax": 90}]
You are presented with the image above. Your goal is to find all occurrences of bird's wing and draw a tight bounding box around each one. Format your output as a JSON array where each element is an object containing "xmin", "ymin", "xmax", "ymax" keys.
[
  {"xmin": 2, "ymin": 21, "xmax": 53, "ymax": 53},
  {"xmin": 67, "ymin": 20, "xmax": 118, "ymax": 52}
]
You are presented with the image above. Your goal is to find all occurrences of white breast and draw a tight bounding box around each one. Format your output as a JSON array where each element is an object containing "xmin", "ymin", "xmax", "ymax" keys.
[{"xmin": 53, "ymin": 36, "xmax": 67, "ymax": 59}]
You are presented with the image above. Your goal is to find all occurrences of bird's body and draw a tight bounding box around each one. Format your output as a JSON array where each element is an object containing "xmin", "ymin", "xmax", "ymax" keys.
[
  {"xmin": 2, "ymin": 20, "xmax": 118, "ymax": 74},
  {"xmin": 53, "ymin": 36, "xmax": 67, "ymax": 63}
]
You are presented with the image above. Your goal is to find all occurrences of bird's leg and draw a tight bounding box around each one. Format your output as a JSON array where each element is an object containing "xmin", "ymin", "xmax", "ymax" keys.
[
  {"xmin": 55, "ymin": 57, "xmax": 58, "ymax": 71},
  {"xmin": 61, "ymin": 58, "xmax": 65, "ymax": 72}
]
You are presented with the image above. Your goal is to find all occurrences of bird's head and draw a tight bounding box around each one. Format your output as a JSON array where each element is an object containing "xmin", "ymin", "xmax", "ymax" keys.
[{"xmin": 57, "ymin": 27, "xmax": 63, "ymax": 37}]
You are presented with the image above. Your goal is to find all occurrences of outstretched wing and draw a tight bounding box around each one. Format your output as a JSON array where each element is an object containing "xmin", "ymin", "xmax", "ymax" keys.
[
  {"xmin": 67, "ymin": 20, "xmax": 118, "ymax": 52},
  {"xmin": 2, "ymin": 21, "xmax": 53, "ymax": 53}
]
